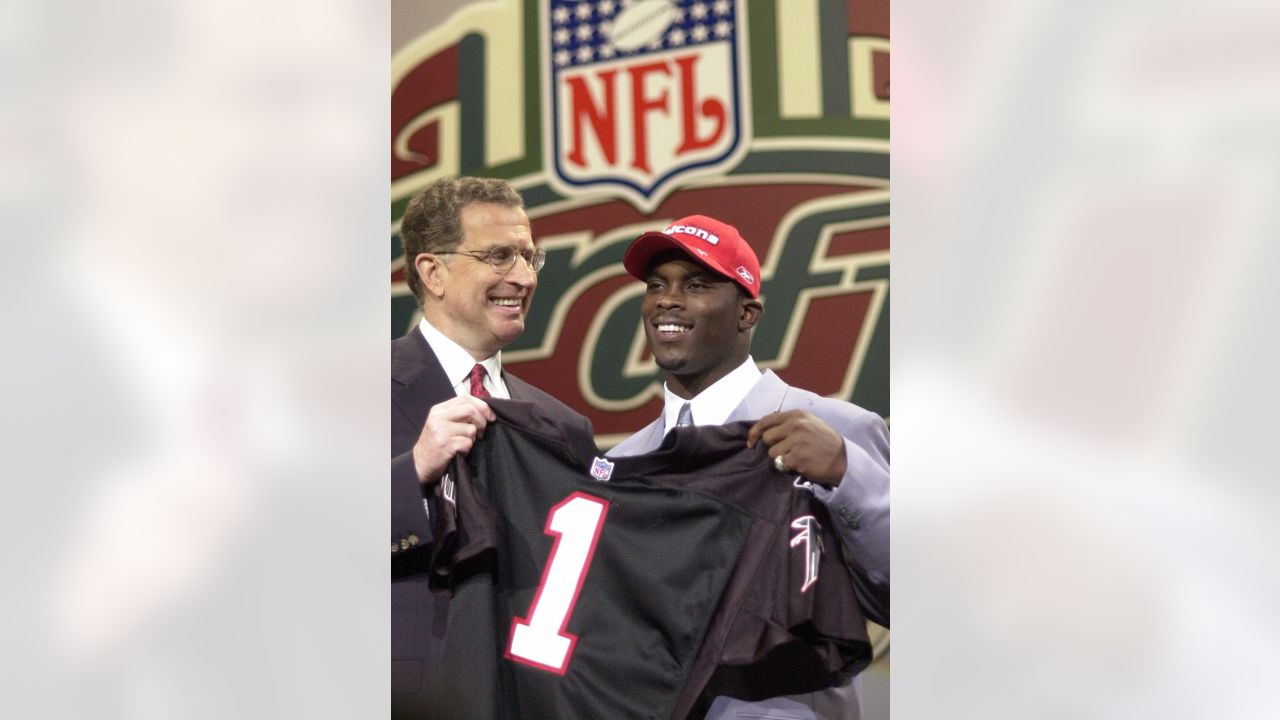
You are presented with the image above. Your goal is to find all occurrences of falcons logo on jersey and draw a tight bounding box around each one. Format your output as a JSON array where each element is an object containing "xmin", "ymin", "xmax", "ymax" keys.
[
  {"xmin": 792, "ymin": 476, "xmax": 817, "ymax": 495},
  {"xmin": 789, "ymin": 515, "xmax": 824, "ymax": 593},
  {"xmin": 441, "ymin": 471, "xmax": 456, "ymax": 505}
]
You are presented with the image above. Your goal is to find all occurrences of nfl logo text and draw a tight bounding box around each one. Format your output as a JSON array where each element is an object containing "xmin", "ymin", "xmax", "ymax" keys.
[
  {"xmin": 545, "ymin": 0, "xmax": 747, "ymax": 211},
  {"xmin": 590, "ymin": 456, "xmax": 616, "ymax": 482}
]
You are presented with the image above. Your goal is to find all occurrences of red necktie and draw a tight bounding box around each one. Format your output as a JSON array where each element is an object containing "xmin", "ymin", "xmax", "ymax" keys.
[{"xmin": 468, "ymin": 363, "xmax": 491, "ymax": 399}]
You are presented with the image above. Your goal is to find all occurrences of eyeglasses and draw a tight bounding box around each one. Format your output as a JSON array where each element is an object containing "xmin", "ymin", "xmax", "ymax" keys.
[{"xmin": 433, "ymin": 245, "xmax": 547, "ymax": 274}]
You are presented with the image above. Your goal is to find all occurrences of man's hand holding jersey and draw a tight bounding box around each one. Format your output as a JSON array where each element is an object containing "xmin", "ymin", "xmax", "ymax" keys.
[
  {"xmin": 746, "ymin": 411, "xmax": 848, "ymax": 488},
  {"xmin": 412, "ymin": 396, "xmax": 496, "ymax": 484}
]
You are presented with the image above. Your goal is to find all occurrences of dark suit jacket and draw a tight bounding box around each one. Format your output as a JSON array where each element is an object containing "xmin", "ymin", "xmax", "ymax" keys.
[{"xmin": 391, "ymin": 329, "xmax": 593, "ymax": 719}]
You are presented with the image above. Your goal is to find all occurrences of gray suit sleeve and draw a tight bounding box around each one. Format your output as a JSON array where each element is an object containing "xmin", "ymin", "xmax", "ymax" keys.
[{"xmin": 811, "ymin": 409, "xmax": 890, "ymax": 626}]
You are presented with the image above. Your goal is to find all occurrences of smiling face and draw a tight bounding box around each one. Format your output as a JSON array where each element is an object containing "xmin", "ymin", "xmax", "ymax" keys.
[
  {"xmin": 417, "ymin": 202, "xmax": 537, "ymax": 359},
  {"xmin": 641, "ymin": 253, "xmax": 763, "ymax": 398}
]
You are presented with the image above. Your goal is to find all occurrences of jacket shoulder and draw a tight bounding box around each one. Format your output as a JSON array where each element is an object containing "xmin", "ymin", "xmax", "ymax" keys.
[
  {"xmin": 606, "ymin": 419, "xmax": 663, "ymax": 457},
  {"xmin": 504, "ymin": 372, "xmax": 594, "ymax": 434},
  {"xmin": 775, "ymin": 381, "xmax": 885, "ymax": 432}
]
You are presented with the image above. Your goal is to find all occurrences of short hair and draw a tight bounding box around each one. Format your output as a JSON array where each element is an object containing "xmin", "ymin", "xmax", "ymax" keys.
[{"xmin": 399, "ymin": 176, "xmax": 525, "ymax": 304}]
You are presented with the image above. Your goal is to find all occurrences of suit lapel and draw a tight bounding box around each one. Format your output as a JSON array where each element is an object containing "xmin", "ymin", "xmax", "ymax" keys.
[
  {"xmin": 606, "ymin": 417, "xmax": 664, "ymax": 456},
  {"xmin": 630, "ymin": 418, "xmax": 667, "ymax": 454},
  {"xmin": 726, "ymin": 370, "xmax": 789, "ymax": 423},
  {"xmin": 391, "ymin": 330, "xmax": 454, "ymax": 424},
  {"xmin": 504, "ymin": 371, "xmax": 532, "ymax": 401}
]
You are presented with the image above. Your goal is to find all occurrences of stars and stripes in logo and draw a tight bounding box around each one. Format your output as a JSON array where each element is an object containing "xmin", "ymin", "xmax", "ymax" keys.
[
  {"xmin": 544, "ymin": 0, "xmax": 746, "ymax": 211},
  {"xmin": 589, "ymin": 456, "xmax": 616, "ymax": 481},
  {"xmin": 549, "ymin": 0, "xmax": 736, "ymax": 68}
]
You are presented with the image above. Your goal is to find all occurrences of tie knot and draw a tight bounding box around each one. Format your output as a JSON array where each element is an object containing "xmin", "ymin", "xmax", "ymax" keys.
[
  {"xmin": 675, "ymin": 402, "xmax": 694, "ymax": 428},
  {"xmin": 468, "ymin": 363, "xmax": 491, "ymax": 399}
]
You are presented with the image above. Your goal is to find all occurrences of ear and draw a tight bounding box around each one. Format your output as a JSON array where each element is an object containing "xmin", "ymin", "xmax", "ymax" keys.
[
  {"xmin": 415, "ymin": 253, "xmax": 447, "ymax": 300},
  {"xmin": 738, "ymin": 296, "xmax": 763, "ymax": 331}
]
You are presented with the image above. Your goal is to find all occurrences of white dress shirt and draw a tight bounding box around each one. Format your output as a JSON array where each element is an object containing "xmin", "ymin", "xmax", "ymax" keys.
[
  {"xmin": 418, "ymin": 318, "xmax": 510, "ymax": 399},
  {"xmin": 661, "ymin": 356, "xmax": 762, "ymax": 433}
]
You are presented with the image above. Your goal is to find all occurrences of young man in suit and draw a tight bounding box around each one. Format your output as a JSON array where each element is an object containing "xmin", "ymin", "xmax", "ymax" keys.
[
  {"xmin": 608, "ymin": 215, "xmax": 890, "ymax": 720},
  {"xmin": 391, "ymin": 177, "xmax": 592, "ymax": 718}
]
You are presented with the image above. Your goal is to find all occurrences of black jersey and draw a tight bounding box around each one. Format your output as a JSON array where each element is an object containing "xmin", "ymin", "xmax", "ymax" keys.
[{"xmin": 428, "ymin": 399, "xmax": 872, "ymax": 720}]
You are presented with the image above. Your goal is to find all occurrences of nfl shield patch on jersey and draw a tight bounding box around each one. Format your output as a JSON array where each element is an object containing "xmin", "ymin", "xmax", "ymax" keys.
[{"xmin": 590, "ymin": 456, "xmax": 615, "ymax": 481}]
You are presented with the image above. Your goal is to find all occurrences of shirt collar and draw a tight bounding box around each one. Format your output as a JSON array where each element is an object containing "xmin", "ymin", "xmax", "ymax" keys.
[
  {"xmin": 418, "ymin": 318, "xmax": 504, "ymax": 393},
  {"xmin": 662, "ymin": 356, "xmax": 762, "ymax": 432}
]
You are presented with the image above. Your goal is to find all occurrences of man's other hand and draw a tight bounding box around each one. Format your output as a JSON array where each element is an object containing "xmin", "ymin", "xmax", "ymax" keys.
[{"xmin": 747, "ymin": 411, "xmax": 848, "ymax": 487}]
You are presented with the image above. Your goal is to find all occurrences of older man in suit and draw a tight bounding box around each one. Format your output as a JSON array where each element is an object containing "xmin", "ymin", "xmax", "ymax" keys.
[
  {"xmin": 391, "ymin": 177, "xmax": 592, "ymax": 718},
  {"xmin": 607, "ymin": 215, "xmax": 890, "ymax": 720}
]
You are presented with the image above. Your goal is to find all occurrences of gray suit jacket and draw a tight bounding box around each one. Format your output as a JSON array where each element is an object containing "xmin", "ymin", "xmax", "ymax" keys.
[{"xmin": 608, "ymin": 370, "xmax": 889, "ymax": 720}]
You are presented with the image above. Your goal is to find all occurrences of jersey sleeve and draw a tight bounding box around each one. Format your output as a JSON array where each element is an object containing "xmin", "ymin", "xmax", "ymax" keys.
[
  {"xmin": 787, "ymin": 500, "xmax": 876, "ymax": 674},
  {"xmin": 689, "ymin": 496, "xmax": 874, "ymax": 710},
  {"xmin": 428, "ymin": 454, "xmax": 499, "ymax": 593}
]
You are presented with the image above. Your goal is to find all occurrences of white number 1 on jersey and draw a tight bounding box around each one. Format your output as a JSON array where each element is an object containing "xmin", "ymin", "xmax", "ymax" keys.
[{"xmin": 505, "ymin": 492, "xmax": 609, "ymax": 674}]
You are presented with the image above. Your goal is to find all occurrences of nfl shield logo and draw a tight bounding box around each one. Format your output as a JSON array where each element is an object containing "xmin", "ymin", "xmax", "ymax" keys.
[
  {"xmin": 544, "ymin": 0, "xmax": 747, "ymax": 211},
  {"xmin": 590, "ymin": 456, "xmax": 615, "ymax": 481}
]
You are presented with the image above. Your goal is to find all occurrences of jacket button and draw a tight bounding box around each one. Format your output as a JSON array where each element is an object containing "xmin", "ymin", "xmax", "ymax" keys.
[
  {"xmin": 407, "ymin": 534, "xmax": 420, "ymax": 546},
  {"xmin": 390, "ymin": 543, "xmax": 400, "ymax": 554},
  {"xmin": 841, "ymin": 509, "xmax": 860, "ymax": 529}
]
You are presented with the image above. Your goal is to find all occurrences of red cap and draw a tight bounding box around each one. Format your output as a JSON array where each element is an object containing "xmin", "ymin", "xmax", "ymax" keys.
[{"xmin": 622, "ymin": 215, "xmax": 762, "ymax": 298}]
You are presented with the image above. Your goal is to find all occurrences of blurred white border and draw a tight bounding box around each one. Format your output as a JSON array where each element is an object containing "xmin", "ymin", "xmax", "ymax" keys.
[
  {"xmin": 894, "ymin": 0, "xmax": 1280, "ymax": 718},
  {"xmin": 8, "ymin": 0, "xmax": 1280, "ymax": 716},
  {"xmin": 5, "ymin": 1, "xmax": 390, "ymax": 717}
]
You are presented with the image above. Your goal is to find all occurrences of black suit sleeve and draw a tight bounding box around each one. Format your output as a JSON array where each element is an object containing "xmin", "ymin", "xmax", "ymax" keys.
[{"xmin": 392, "ymin": 449, "xmax": 432, "ymax": 554}]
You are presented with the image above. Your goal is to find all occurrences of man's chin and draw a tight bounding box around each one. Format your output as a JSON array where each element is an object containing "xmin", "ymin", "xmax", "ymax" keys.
[
  {"xmin": 493, "ymin": 318, "xmax": 525, "ymax": 344},
  {"xmin": 654, "ymin": 355, "xmax": 686, "ymax": 373}
]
